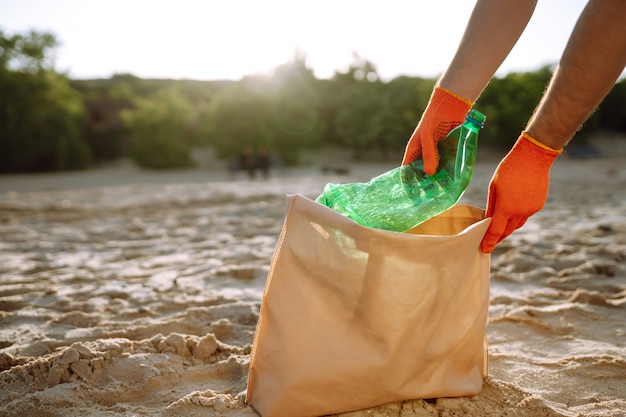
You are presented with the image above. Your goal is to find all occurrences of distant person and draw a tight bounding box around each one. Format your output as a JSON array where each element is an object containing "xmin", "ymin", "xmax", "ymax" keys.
[
  {"xmin": 401, "ymin": 0, "xmax": 626, "ymax": 253},
  {"xmin": 256, "ymin": 148, "xmax": 272, "ymax": 179},
  {"xmin": 239, "ymin": 147, "xmax": 256, "ymax": 180}
]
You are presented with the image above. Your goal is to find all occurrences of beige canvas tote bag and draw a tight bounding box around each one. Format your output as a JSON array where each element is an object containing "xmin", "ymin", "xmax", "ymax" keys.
[{"xmin": 247, "ymin": 194, "xmax": 491, "ymax": 417}]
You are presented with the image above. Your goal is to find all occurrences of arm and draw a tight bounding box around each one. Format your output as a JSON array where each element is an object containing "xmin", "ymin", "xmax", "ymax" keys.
[
  {"xmin": 480, "ymin": 0, "xmax": 626, "ymax": 253},
  {"xmin": 438, "ymin": 0, "xmax": 538, "ymax": 102},
  {"xmin": 402, "ymin": 0, "xmax": 538, "ymax": 171},
  {"xmin": 526, "ymin": 0, "xmax": 626, "ymax": 149}
]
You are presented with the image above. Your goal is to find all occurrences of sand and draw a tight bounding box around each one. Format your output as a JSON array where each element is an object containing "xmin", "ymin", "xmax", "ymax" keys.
[{"xmin": 0, "ymin": 154, "xmax": 624, "ymax": 417}]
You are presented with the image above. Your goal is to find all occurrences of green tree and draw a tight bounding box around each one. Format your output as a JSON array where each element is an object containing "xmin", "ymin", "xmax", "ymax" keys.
[
  {"xmin": 376, "ymin": 76, "xmax": 435, "ymax": 158},
  {"xmin": 332, "ymin": 81, "xmax": 384, "ymax": 158},
  {"xmin": 325, "ymin": 56, "xmax": 384, "ymax": 159},
  {"xmin": 266, "ymin": 56, "xmax": 324, "ymax": 164},
  {"xmin": 122, "ymin": 87, "xmax": 197, "ymax": 169},
  {"xmin": 0, "ymin": 29, "xmax": 57, "ymax": 73},
  {"xmin": 206, "ymin": 79, "xmax": 273, "ymax": 161},
  {"xmin": 206, "ymin": 55, "xmax": 324, "ymax": 165},
  {"xmin": 595, "ymin": 77, "xmax": 626, "ymax": 132},
  {"xmin": 477, "ymin": 66, "xmax": 553, "ymax": 147},
  {"xmin": 326, "ymin": 57, "xmax": 434, "ymax": 160},
  {"xmin": 0, "ymin": 30, "xmax": 90, "ymax": 173}
]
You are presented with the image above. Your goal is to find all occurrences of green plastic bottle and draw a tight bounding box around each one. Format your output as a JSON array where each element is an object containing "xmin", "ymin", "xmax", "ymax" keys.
[{"xmin": 316, "ymin": 109, "xmax": 486, "ymax": 232}]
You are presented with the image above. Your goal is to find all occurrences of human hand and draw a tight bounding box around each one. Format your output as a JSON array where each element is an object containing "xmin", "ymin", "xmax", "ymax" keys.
[
  {"xmin": 480, "ymin": 132, "xmax": 562, "ymax": 253},
  {"xmin": 402, "ymin": 87, "xmax": 471, "ymax": 175}
]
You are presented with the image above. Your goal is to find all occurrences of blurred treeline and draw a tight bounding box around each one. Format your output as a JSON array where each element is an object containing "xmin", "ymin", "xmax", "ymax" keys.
[{"xmin": 2, "ymin": 30, "xmax": 626, "ymax": 173}]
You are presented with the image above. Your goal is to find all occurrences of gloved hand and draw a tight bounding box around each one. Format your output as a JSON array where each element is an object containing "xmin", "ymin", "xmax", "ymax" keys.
[
  {"xmin": 402, "ymin": 87, "xmax": 471, "ymax": 175},
  {"xmin": 480, "ymin": 132, "xmax": 562, "ymax": 253}
]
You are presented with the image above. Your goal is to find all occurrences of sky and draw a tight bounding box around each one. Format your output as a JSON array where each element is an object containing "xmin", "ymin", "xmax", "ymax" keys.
[{"xmin": 0, "ymin": 0, "xmax": 592, "ymax": 82}]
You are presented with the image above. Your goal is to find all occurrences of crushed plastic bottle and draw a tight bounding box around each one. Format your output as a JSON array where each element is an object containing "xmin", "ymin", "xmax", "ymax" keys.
[{"xmin": 316, "ymin": 109, "xmax": 486, "ymax": 232}]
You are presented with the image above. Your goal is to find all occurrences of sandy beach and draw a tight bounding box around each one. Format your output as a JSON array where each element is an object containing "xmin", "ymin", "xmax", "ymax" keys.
[{"xmin": 0, "ymin": 153, "xmax": 624, "ymax": 417}]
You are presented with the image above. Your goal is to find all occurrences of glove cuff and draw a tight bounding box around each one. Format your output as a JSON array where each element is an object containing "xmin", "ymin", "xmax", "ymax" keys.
[
  {"xmin": 512, "ymin": 132, "xmax": 562, "ymax": 173},
  {"xmin": 521, "ymin": 131, "xmax": 563, "ymax": 154},
  {"xmin": 433, "ymin": 87, "xmax": 473, "ymax": 110}
]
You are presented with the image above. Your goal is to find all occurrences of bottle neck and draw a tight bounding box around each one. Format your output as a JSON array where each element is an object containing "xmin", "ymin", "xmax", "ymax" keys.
[{"xmin": 465, "ymin": 114, "xmax": 484, "ymax": 130}]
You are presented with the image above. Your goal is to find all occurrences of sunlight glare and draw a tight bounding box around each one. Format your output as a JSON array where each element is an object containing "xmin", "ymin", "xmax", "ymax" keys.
[{"xmin": 0, "ymin": 0, "xmax": 595, "ymax": 81}]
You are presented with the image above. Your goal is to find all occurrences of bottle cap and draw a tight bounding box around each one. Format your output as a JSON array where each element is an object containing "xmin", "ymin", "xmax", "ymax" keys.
[{"xmin": 466, "ymin": 109, "xmax": 486, "ymax": 128}]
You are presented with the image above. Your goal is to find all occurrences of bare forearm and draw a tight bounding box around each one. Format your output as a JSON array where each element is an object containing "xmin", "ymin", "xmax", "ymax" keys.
[
  {"xmin": 526, "ymin": 0, "xmax": 626, "ymax": 150},
  {"xmin": 438, "ymin": 0, "xmax": 538, "ymax": 102}
]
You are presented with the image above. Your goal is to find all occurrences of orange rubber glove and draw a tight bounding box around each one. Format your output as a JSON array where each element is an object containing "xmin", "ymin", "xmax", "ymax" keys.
[
  {"xmin": 480, "ymin": 132, "xmax": 562, "ymax": 253},
  {"xmin": 402, "ymin": 87, "xmax": 472, "ymax": 175}
]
